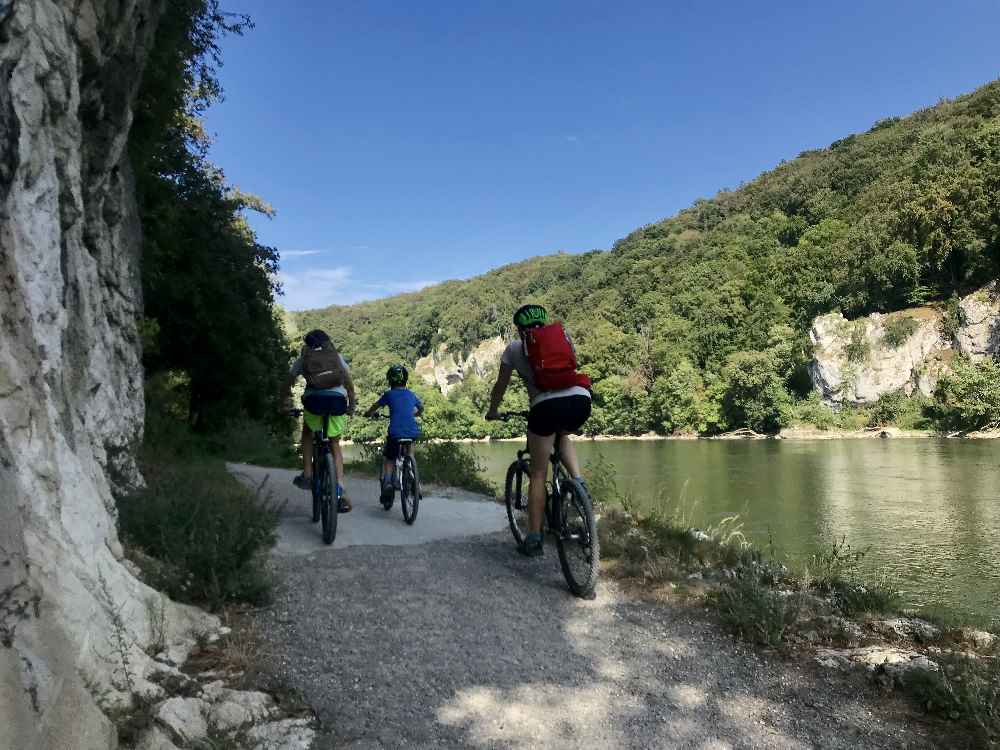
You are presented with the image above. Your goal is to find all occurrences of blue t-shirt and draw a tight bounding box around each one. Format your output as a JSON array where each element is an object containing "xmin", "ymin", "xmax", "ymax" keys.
[{"xmin": 377, "ymin": 388, "xmax": 422, "ymax": 439}]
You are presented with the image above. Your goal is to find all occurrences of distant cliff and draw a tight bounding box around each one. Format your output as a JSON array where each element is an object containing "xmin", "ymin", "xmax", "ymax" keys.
[{"xmin": 809, "ymin": 283, "xmax": 999, "ymax": 405}]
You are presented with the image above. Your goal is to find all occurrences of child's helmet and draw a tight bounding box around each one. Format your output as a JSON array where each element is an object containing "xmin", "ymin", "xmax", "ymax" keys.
[
  {"xmin": 513, "ymin": 304, "xmax": 548, "ymax": 329},
  {"xmin": 386, "ymin": 364, "xmax": 408, "ymax": 386}
]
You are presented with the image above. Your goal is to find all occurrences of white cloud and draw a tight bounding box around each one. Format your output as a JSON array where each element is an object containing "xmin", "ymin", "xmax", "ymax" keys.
[
  {"xmin": 565, "ymin": 134, "xmax": 580, "ymax": 143},
  {"xmin": 276, "ymin": 266, "xmax": 437, "ymax": 311},
  {"xmin": 280, "ymin": 249, "xmax": 323, "ymax": 257}
]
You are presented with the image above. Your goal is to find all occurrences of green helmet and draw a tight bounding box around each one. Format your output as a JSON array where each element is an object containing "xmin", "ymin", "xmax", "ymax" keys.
[
  {"xmin": 513, "ymin": 303, "xmax": 548, "ymax": 329},
  {"xmin": 386, "ymin": 364, "xmax": 408, "ymax": 387}
]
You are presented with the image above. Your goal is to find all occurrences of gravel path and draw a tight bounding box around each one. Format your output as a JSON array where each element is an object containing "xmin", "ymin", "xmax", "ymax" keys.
[{"xmin": 248, "ymin": 472, "xmax": 940, "ymax": 750}]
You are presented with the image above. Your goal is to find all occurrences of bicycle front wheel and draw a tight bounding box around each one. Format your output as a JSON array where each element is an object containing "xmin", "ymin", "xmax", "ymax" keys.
[
  {"xmin": 310, "ymin": 450, "xmax": 321, "ymax": 523},
  {"xmin": 400, "ymin": 456, "xmax": 419, "ymax": 525},
  {"xmin": 320, "ymin": 453, "xmax": 338, "ymax": 545},
  {"xmin": 555, "ymin": 479, "xmax": 599, "ymax": 598},
  {"xmin": 504, "ymin": 459, "xmax": 530, "ymax": 545}
]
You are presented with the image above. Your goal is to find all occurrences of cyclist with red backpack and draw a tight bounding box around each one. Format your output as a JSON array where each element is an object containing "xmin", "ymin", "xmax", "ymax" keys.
[
  {"xmin": 281, "ymin": 329, "xmax": 357, "ymax": 512},
  {"xmin": 485, "ymin": 304, "xmax": 592, "ymax": 557}
]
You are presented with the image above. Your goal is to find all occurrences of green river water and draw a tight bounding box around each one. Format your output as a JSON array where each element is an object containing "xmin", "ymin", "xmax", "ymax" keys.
[{"xmin": 461, "ymin": 438, "xmax": 999, "ymax": 622}]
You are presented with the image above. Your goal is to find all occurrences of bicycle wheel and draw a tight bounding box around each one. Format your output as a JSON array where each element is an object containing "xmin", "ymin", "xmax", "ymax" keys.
[
  {"xmin": 504, "ymin": 459, "xmax": 530, "ymax": 545},
  {"xmin": 320, "ymin": 453, "xmax": 338, "ymax": 545},
  {"xmin": 310, "ymin": 448, "xmax": 321, "ymax": 523},
  {"xmin": 555, "ymin": 479, "xmax": 599, "ymax": 598},
  {"xmin": 400, "ymin": 456, "xmax": 419, "ymax": 525}
]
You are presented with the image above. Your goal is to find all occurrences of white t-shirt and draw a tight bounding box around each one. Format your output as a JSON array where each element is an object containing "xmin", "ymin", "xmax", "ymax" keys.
[
  {"xmin": 290, "ymin": 351, "xmax": 351, "ymax": 398},
  {"xmin": 500, "ymin": 340, "xmax": 591, "ymax": 407}
]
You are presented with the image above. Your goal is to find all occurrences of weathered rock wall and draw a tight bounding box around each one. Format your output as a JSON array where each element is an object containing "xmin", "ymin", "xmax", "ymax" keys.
[
  {"xmin": 809, "ymin": 283, "xmax": 1000, "ymax": 405},
  {"xmin": 414, "ymin": 336, "xmax": 506, "ymax": 394},
  {"xmin": 0, "ymin": 3, "xmax": 211, "ymax": 748}
]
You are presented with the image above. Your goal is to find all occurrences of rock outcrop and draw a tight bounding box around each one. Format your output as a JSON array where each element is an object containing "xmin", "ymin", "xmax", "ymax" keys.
[
  {"xmin": 0, "ymin": 3, "xmax": 212, "ymax": 748},
  {"xmin": 809, "ymin": 283, "xmax": 1000, "ymax": 405},
  {"xmin": 414, "ymin": 336, "xmax": 506, "ymax": 394}
]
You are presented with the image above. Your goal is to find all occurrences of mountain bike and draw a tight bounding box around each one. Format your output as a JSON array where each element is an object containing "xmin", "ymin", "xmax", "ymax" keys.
[
  {"xmin": 370, "ymin": 414, "xmax": 422, "ymax": 525},
  {"xmin": 289, "ymin": 407, "xmax": 345, "ymax": 545},
  {"xmin": 497, "ymin": 412, "xmax": 599, "ymax": 597}
]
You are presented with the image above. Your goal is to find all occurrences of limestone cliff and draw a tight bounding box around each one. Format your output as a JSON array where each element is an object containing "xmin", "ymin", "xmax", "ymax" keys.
[
  {"xmin": 809, "ymin": 283, "xmax": 999, "ymax": 405},
  {"xmin": 0, "ymin": 3, "xmax": 210, "ymax": 748},
  {"xmin": 414, "ymin": 336, "xmax": 506, "ymax": 394}
]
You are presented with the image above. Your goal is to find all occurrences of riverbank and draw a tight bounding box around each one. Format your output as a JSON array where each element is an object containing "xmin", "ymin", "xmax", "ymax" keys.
[{"xmin": 596, "ymin": 500, "xmax": 999, "ymax": 748}]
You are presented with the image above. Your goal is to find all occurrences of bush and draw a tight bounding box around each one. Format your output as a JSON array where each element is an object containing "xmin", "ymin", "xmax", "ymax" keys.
[
  {"xmin": 713, "ymin": 576, "xmax": 802, "ymax": 648},
  {"xmin": 883, "ymin": 315, "xmax": 920, "ymax": 348},
  {"xmin": 806, "ymin": 538, "xmax": 900, "ymax": 616},
  {"xmin": 845, "ymin": 323, "xmax": 870, "ymax": 363},
  {"xmin": 118, "ymin": 456, "xmax": 282, "ymax": 609},
  {"xmin": 933, "ymin": 356, "xmax": 1000, "ymax": 431},
  {"xmin": 416, "ymin": 443, "xmax": 495, "ymax": 495}
]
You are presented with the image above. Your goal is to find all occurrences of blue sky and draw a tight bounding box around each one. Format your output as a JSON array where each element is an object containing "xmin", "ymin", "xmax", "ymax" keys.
[{"xmin": 203, "ymin": 1, "xmax": 1000, "ymax": 311}]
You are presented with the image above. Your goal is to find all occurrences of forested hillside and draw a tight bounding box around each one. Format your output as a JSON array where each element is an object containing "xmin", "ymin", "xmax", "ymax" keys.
[{"xmin": 297, "ymin": 81, "xmax": 1000, "ymax": 439}]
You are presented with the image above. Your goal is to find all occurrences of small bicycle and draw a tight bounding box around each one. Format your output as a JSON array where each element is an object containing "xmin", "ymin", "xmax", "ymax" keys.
[
  {"xmin": 498, "ymin": 411, "xmax": 599, "ymax": 597},
  {"xmin": 371, "ymin": 414, "xmax": 422, "ymax": 525},
  {"xmin": 289, "ymin": 406, "xmax": 344, "ymax": 545}
]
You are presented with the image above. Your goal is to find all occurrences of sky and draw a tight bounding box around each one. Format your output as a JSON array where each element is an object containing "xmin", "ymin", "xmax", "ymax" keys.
[{"xmin": 203, "ymin": 0, "xmax": 1000, "ymax": 311}]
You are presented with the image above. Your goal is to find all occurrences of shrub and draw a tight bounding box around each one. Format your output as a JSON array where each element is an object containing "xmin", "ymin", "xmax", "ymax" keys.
[
  {"xmin": 883, "ymin": 315, "xmax": 920, "ymax": 348},
  {"xmin": 844, "ymin": 323, "xmax": 870, "ymax": 363},
  {"xmin": 933, "ymin": 356, "xmax": 1000, "ymax": 431},
  {"xmin": 806, "ymin": 538, "xmax": 900, "ymax": 616},
  {"xmin": 415, "ymin": 442, "xmax": 495, "ymax": 495},
  {"xmin": 118, "ymin": 456, "xmax": 282, "ymax": 609},
  {"xmin": 713, "ymin": 576, "xmax": 802, "ymax": 647}
]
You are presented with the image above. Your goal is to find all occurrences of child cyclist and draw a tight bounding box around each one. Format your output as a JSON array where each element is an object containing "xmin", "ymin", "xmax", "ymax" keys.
[{"xmin": 363, "ymin": 364, "xmax": 423, "ymax": 505}]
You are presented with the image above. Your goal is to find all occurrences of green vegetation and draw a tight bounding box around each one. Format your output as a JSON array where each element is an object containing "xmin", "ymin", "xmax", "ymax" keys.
[
  {"xmin": 346, "ymin": 441, "xmax": 495, "ymax": 496},
  {"xmin": 933, "ymin": 356, "xmax": 1000, "ymax": 431},
  {"xmin": 296, "ymin": 80, "xmax": 1000, "ymax": 437},
  {"xmin": 131, "ymin": 1, "xmax": 290, "ymax": 433},
  {"xmin": 118, "ymin": 413, "xmax": 282, "ymax": 609},
  {"xmin": 883, "ymin": 315, "xmax": 920, "ymax": 348}
]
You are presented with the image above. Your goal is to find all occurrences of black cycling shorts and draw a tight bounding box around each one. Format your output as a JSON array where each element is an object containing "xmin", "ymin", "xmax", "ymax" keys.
[
  {"xmin": 383, "ymin": 436, "xmax": 415, "ymax": 460},
  {"xmin": 527, "ymin": 395, "xmax": 592, "ymax": 437}
]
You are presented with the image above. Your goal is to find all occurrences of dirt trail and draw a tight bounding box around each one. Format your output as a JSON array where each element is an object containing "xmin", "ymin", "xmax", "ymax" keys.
[{"xmin": 234, "ymin": 467, "xmax": 938, "ymax": 749}]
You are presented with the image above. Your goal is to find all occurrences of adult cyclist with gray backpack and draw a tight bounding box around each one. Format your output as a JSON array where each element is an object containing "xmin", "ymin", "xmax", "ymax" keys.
[
  {"xmin": 281, "ymin": 329, "xmax": 356, "ymax": 513},
  {"xmin": 485, "ymin": 305, "xmax": 595, "ymax": 567}
]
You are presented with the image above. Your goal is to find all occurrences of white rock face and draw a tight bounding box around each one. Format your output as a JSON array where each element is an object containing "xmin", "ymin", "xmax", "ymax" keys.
[
  {"xmin": 157, "ymin": 697, "xmax": 210, "ymax": 744},
  {"xmin": 414, "ymin": 335, "xmax": 506, "ymax": 394},
  {"xmin": 809, "ymin": 283, "xmax": 1000, "ymax": 405},
  {"xmin": 245, "ymin": 718, "xmax": 317, "ymax": 750},
  {"xmin": 0, "ymin": 2, "xmax": 213, "ymax": 748},
  {"xmin": 956, "ymin": 281, "xmax": 1000, "ymax": 359},
  {"xmin": 809, "ymin": 309, "xmax": 946, "ymax": 404}
]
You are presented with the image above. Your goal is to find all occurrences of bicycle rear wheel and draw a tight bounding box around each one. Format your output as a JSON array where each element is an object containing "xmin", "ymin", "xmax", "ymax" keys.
[
  {"xmin": 320, "ymin": 453, "xmax": 338, "ymax": 545},
  {"xmin": 400, "ymin": 456, "xmax": 419, "ymax": 525},
  {"xmin": 504, "ymin": 459, "xmax": 530, "ymax": 545},
  {"xmin": 555, "ymin": 479, "xmax": 599, "ymax": 598},
  {"xmin": 310, "ymin": 448, "xmax": 321, "ymax": 523}
]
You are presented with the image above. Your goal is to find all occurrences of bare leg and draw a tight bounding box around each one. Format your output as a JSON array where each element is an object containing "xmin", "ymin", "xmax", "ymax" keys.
[
  {"xmin": 526, "ymin": 430, "xmax": 556, "ymax": 534},
  {"xmin": 301, "ymin": 425, "xmax": 313, "ymax": 479},
  {"xmin": 558, "ymin": 434, "xmax": 582, "ymax": 477}
]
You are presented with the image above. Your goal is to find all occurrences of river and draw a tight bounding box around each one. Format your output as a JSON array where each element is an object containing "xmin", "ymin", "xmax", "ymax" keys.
[{"xmin": 461, "ymin": 438, "xmax": 999, "ymax": 622}]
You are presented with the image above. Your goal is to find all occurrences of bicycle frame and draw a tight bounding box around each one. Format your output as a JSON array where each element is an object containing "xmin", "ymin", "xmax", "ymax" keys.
[{"xmin": 513, "ymin": 435, "xmax": 569, "ymax": 532}]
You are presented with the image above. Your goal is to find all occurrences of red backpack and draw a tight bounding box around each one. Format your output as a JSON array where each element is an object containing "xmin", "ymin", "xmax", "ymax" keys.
[{"xmin": 523, "ymin": 323, "xmax": 592, "ymax": 392}]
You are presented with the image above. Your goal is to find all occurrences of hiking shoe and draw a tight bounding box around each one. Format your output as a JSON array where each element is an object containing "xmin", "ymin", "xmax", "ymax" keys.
[
  {"xmin": 519, "ymin": 532, "xmax": 544, "ymax": 558},
  {"xmin": 380, "ymin": 480, "xmax": 394, "ymax": 508},
  {"xmin": 292, "ymin": 473, "xmax": 310, "ymax": 491},
  {"xmin": 338, "ymin": 488, "xmax": 352, "ymax": 513}
]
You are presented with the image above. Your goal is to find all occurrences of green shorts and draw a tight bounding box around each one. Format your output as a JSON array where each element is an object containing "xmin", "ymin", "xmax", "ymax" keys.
[{"xmin": 304, "ymin": 411, "xmax": 346, "ymax": 438}]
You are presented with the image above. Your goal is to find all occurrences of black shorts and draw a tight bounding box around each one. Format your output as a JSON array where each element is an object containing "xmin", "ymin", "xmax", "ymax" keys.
[
  {"xmin": 527, "ymin": 395, "xmax": 592, "ymax": 437},
  {"xmin": 383, "ymin": 437, "xmax": 415, "ymax": 460}
]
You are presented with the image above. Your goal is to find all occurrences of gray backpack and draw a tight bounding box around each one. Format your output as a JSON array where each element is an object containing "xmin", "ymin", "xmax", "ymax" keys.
[{"xmin": 302, "ymin": 344, "xmax": 346, "ymax": 389}]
